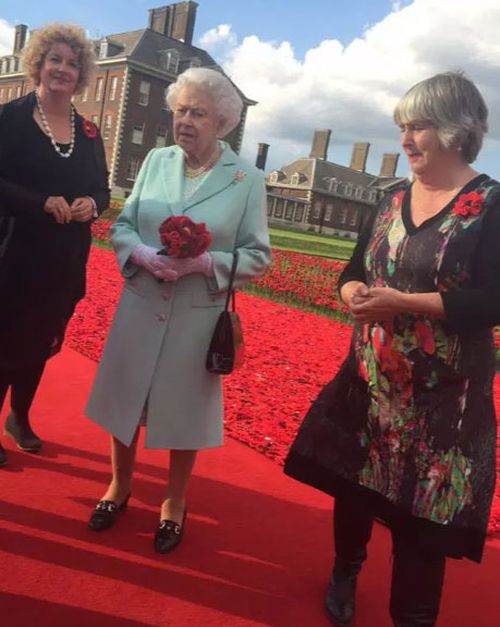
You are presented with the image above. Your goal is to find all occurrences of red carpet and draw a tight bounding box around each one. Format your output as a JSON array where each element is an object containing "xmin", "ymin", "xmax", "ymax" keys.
[{"xmin": 1, "ymin": 348, "xmax": 500, "ymax": 626}]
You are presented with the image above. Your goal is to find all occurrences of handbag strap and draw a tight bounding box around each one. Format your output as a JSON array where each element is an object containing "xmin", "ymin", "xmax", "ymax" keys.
[{"xmin": 224, "ymin": 251, "xmax": 239, "ymax": 311}]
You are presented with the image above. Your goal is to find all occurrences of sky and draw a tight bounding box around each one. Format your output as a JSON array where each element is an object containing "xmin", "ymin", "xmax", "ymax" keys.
[{"xmin": 1, "ymin": 0, "xmax": 500, "ymax": 178}]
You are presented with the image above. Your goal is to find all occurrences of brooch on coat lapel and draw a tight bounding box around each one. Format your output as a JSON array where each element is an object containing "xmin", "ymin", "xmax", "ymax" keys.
[{"xmin": 234, "ymin": 169, "xmax": 247, "ymax": 183}]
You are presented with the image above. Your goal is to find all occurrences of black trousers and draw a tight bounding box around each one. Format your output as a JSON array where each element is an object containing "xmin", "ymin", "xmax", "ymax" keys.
[
  {"xmin": 333, "ymin": 498, "xmax": 446, "ymax": 627},
  {"xmin": 0, "ymin": 360, "xmax": 47, "ymax": 420}
]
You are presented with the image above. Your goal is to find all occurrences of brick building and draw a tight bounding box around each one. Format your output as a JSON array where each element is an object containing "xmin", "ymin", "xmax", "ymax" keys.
[
  {"xmin": 264, "ymin": 130, "xmax": 406, "ymax": 238},
  {"xmin": 0, "ymin": 2, "xmax": 254, "ymax": 196}
]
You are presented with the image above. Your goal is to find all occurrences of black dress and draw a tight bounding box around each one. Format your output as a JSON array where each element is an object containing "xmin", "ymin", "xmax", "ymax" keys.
[
  {"xmin": 0, "ymin": 92, "xmax": 110, "ymax": 368},
  {"xmin": 284, "ymin": 175, "xmax": 500, "ymax": 563}
]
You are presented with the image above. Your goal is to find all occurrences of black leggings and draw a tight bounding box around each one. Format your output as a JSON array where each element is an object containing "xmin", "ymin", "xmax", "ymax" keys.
[
  {"xmin": 0, "ymin": 360, "xmax": 47, "ymax": 419},
  {"xmin": 334, "ymin": 498, "xmax": 446, "ymax": 627}
]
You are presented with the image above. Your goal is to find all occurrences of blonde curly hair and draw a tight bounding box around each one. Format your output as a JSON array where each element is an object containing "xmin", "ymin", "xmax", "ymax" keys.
[{"xmin": 22, "ymin": 23, "xmax": 96, "ymax": 94}]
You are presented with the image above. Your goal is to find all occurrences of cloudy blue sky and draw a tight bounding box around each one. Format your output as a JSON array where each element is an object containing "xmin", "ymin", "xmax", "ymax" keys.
[{"xmin": 2, "ymin": 0, "xmax": 500, "ymax": 177}]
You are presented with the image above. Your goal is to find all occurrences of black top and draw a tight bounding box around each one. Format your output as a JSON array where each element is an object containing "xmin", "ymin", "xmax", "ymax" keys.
[{"xmin": 0, "ymin": 92, "xmax": 110, "ymax": 367}]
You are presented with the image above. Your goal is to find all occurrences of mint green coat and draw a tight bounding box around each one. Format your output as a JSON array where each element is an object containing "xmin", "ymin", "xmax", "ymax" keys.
[{"xmin": 86, "ymin": 144, "xmax": 271, "ymax": 449}]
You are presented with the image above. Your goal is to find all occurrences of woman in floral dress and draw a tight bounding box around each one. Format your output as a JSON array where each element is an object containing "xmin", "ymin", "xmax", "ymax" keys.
[{"xmin": 285, "ymin": 72, "xmax": 500, "ymax": 626}]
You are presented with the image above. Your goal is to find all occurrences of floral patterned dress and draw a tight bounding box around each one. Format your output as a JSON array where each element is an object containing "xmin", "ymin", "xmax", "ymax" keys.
[{"xmin": 284, "ymin": 174, "xmax": 500, "ymax": 562}]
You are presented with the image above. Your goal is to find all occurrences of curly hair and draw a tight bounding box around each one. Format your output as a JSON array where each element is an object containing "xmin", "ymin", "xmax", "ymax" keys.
[
  {"xmin": 22, "ymin": 23, "xmax": 96, "ymax": 94},
  {"xmin": 166, "ymin": 67, "xmax": 243, "ymax": 137}
]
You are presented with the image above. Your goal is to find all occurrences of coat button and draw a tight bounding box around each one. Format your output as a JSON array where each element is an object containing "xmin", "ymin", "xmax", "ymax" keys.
[
  {"xmin": 156, "ymin": 313, "xmax": 167, "ymax": 322},
  {"xmin": 162, "ymin": 293, "xmax": 170, "ymax": 301}
]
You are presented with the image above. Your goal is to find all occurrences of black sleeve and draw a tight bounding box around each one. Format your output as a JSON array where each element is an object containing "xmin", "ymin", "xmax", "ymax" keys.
[
  {"xmin": 89, "ymin": 131, "xmax": 110, "ymax": 215},
  {"xmin": 441, "ymin": 193, "xmax": 500, "ymax": 332},
  {"xmin": 0, "ymin": 104, "xmax": 49, "ymax": 218},
  {"xmin": 338, "ymin": 208, "xmax": 377, "ymax": 290}
]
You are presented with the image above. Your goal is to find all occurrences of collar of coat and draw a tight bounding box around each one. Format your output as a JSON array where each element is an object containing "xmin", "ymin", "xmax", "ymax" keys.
[{"xmin": 159, "ymin": 143, "xmax": 249, "ymax": 214}]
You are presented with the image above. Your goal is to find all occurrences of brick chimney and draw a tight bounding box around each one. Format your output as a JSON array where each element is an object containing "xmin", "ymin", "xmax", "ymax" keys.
[
  {"xmin": 13, "ymin": 24, "xmax": 28, "ymax": 54},
  {"xmin": 350, "ymin": 142, "xmax": 370, "ymax": 172},
  {"xmin": 255, "ymin": 143, "xmax": 269, "ymax": 171},
  {"xmin": 379, "ymin": 153, "xmax": 400, "ymax": 177},
  {"xmin": 149, "ymin": 2, "xmax": 198, "ymax": 45},
  {"xmin": 309, "ymin": 129, "xmax": 331, "ymax": 160}
]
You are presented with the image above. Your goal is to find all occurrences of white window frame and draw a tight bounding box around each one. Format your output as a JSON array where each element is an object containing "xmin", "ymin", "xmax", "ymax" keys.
[
  {"xmin": 132, "ymin": 122, "xmax": 145, "ymax": 145},
  {"xmin": 156, "ymin": 125, "xmax": 168, "ymax": 147},
  {"xmin": 95, "ymin": 77, "xmax": 104, "ymax": 102},
  {"xmin": 138, "ymin": 80, "xmax": 151, "ymax": 106},
  {"xmin": 109, "ymin": 76, "xmax": 118, "ymax": 101},
  {"xmin": 126, "ymin": 157, "xmax": 140, "ymax": 181},
  {"xmin": 103, "ymin": 114, "xmax": 113, "ymax": 141}
]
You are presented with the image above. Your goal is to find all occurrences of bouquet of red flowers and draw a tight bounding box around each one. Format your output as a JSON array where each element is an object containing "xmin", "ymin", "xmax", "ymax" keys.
[{"xmin": 158, "ymin": 215, "xmax": 212, "ymax": 258}]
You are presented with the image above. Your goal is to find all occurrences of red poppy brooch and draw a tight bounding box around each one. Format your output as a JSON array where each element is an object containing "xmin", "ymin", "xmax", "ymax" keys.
[
  {"xmin": 82, "ymin": 119, "xmax": 97, "ymax": 139},
  {"xmin": 452, "ymin": 191, "xmax": 484, "ymax": 218}
]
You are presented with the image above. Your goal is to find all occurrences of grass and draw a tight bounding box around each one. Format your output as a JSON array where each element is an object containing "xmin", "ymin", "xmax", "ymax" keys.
[{"xmin": 269, "ymin": 227, "xmax": 356, "ymax": 260}]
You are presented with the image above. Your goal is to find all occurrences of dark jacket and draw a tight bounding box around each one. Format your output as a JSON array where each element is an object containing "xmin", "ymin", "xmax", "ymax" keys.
[{"xmin": 0, "ymin": 92, "xmax": 110, "ymax": 367}]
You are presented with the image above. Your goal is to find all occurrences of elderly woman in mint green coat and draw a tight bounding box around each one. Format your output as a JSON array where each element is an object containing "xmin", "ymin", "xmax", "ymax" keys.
[{"xmin": 86, "ymin": 67, "xmax": 270, "ymax": 553}]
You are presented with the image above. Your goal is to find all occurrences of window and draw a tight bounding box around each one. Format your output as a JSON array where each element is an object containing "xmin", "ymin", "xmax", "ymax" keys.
[
  {"xmin": 95, "ymin": 77, "xmax": 104, "ymax": 102},
  {"xmin": 99, "ymin": 40, "xmax": 108, "ymax": 59},
  {"xmin": 109, "ymin": 76, "xmax": 118, "ymax": 101},
  {"xmin": 325, "ymin": 203, "xmax": 333, "ymax": 222},
  {"xmin": 313, "ymin": 200, "xmax": 322, "ymax": 219},
  {"xmin": 284, "ymin": 201, "xmax": 293, "ymax": 220},
  {"xmin": 0, "ymin": 89, "xmax": 4, "ymax": 103},
  {"xmin": 91, "ymin": 114, "xmax": 99, "ymax": 126},
  {"xmin": 294, "ymin": 205, "xmax": 304, "ymax": 222},
  {"xmin": 126, "ymin": 157, "xmax": 140, "ymax": 181},
  {"xmin": 274, "ymin": 199, "xmax": 284, "ymax": 218},
  {"xmin": 138, "ymin": 80, "xmax": 150, "ymax": 106},
  {"xmin": 355, "ymin": 186, "xmax": 363, "ymax": 199},
  {"xmin": 156, "ymin": 125, "xmax": 168, "ymax": 147},
  {"xmin": 349, "ymin": 210, "xmax": 359, "ymax": 227},
  {"xmin": 339, "ymin": 208, "xmax": 348, "ymax": 224},
  {"xmin": 132, "ymin": 122, "xmax": 145, "ymax": 144},
  {"xmin": 7, "ymin": 87, "xmax": 12, "ymax": 101},
  {"xmin": 81, "ymin": 86, "xmax": 88, "ymax": 102},
  {"xmin": 16, "ymin": 85, "xmax": 21, "ymax": 98},
  {"xmin": 267, "ymin": 196, "xmax": 275, "ymax": 216},
  {"xmin": 103, "ymin": 114, "xmax": 112, "ymax": 141},
  {"xmin": 291, "ymin": 173, "xmax": 300, "ymax": 185},
  {"xmin": 190, "ymin": 57, "xmax": 201, "ymax": 68},
  {"xmin": 344, "ymin": 183, "xmax": 353, "ymax": 197},
  {"xmin": 166, "ymin": 50, "xmax": 179, "ymax": 73}
]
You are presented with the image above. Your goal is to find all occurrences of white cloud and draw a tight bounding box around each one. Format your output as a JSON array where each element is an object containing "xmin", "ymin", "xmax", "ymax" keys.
[
  {"xmin": 0, "ymin": 19, "xmax": 14, "ymax": 56},
  {"xmin": 198, "ymin": 24, "xmax": 238, "ymax": 58},
  {"xmin": 198, "ymin": 0, "xmax": 500, "ymax": 177}
]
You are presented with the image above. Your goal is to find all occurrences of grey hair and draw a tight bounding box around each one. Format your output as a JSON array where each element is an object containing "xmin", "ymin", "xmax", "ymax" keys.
[
  {"xmin": 393, "ymin": 71, "xmax": 488, "ymax": 163},
  {"xmin": 165, "ymin": 67, "xmax": 243, "ymax": 137}
]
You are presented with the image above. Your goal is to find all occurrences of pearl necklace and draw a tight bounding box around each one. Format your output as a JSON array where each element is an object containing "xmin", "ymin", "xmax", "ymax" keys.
[
  {"xmin": 35, "ymin": 90, "xmax": 75, "ymax": 159},
  {"xmin": 184, "ymin": 143, "xmax": 221, "ymax": 179}
]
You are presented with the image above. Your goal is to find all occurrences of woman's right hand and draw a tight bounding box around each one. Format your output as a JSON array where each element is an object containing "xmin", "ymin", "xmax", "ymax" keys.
[
  {"xmin": 44, "ymin": 196, "xmax": 72, "ymax": 224},
  {"xmin": 341, "ymin": 281, "xmax": 371, "ymax": 313},
  {"xmin": 130, "ymin": 244, "xmax": 178, "ymax": 281}
]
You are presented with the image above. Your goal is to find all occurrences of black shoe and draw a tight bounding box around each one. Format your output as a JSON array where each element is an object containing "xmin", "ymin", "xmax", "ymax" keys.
[
  {"xmin": 0, "ymin": 443, "xmax": 7, "ymax": 467},
  {"xmin": 88, "ymin": 494, "xmax": 130, "ymax": 531},
  {"xmin": 4, "ymin": 412, "xmax": 42, "ymax": 452},
  {"xmin": 154, "ymin": 510, "xmax": 186, "ymax": 553},
  {"xmin": 325, "ymin": 573, "xmax": 357, "ymax": 626}
]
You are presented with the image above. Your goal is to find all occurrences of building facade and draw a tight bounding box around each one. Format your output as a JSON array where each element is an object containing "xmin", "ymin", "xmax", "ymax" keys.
[
  {"xmin": 0, "ymin": 2, "xmax": 254, "ymax": 196},
  {"xmin": 264, "ymin": 130, "xmax": 406, "ymax": 238}
]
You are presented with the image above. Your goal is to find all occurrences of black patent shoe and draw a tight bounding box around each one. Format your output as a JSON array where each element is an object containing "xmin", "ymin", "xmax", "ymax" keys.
[
  {"xmin": 88, "ymin": 494, "xmax": 130, "ymax": 531},
  {"xmin": 154, "ymin": 510, "xmax": 187, "ymax": 553},
  {"xmin": 4, "ymin": 412, "xmax": 42, "ymax": 452},
  {"xmin": 325, "ymin": 573, "xmax": 357, "ymax": 626},
  {"xmin": 0, "ymin": 443, "xmax": 7, "ymax": 467}
]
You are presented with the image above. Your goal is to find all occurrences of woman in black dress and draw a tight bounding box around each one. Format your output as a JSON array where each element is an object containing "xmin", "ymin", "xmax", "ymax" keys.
[
  {"xmin": 0, "ymin": 24, "xmax": 109, "ymax": 466},
  {"xmin": 285, "ymin": 72, "xmax": 500, "ymax": 626}
]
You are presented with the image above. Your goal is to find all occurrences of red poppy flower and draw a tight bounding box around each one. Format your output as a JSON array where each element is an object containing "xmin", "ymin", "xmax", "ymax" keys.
[
  {"xmin": 82, "ymin": 119, "xmax": 97, "ymax": 139},
  {"xmin": 452, "ymin": 191, "xmax": 484, "ymax": 218},
  {"xmin": 158, "ymin": 215, "xmax": 212, "ymax": 258}
]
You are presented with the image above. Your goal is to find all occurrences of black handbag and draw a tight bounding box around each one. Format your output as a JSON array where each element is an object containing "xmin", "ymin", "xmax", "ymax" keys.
[{"xmin": 206, "ymin": 252, "xmax": 244, "ymax": 375}]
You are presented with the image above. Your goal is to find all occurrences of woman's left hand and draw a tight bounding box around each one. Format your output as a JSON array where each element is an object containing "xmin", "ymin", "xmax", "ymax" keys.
[
  {"xmin": 350, "ymin": 287, "xmax": 407, "ymax": 323},
  {"xmin": 70, "ymin": 197, "xmax": 94, "ymax": 222}
]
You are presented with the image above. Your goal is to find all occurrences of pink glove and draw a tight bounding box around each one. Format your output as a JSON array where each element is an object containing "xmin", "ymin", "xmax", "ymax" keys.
[
  {"xmin": 130, "ymin": 244, "xmax": 178, "ymax": 281},
  {"xmin": 157, "ymin": 252, "xmax": 214, "ymax": 279}
]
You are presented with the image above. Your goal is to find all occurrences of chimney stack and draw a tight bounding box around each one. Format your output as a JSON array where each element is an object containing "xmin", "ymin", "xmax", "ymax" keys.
[
  {"xmin": 255, "ymin": 143, "xmax": 269, "ymax": 171},
  {"xmin": 350, "ymin": 142, "xmax": 370, "ymax": 172},
  {"xmin": 13, "ymin": 24, "xmax": 28, "ymax": 54},
  {"xmin": 309, "ymin": 129, "xmax": 331, "ymax": 160},
  {"xmin": 379, "ymin": 153, "xmax": 400, "ymax": 177},
  {"xmin": 149, "ymin": 2, "xmax": 198, "ymax": 45}
]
